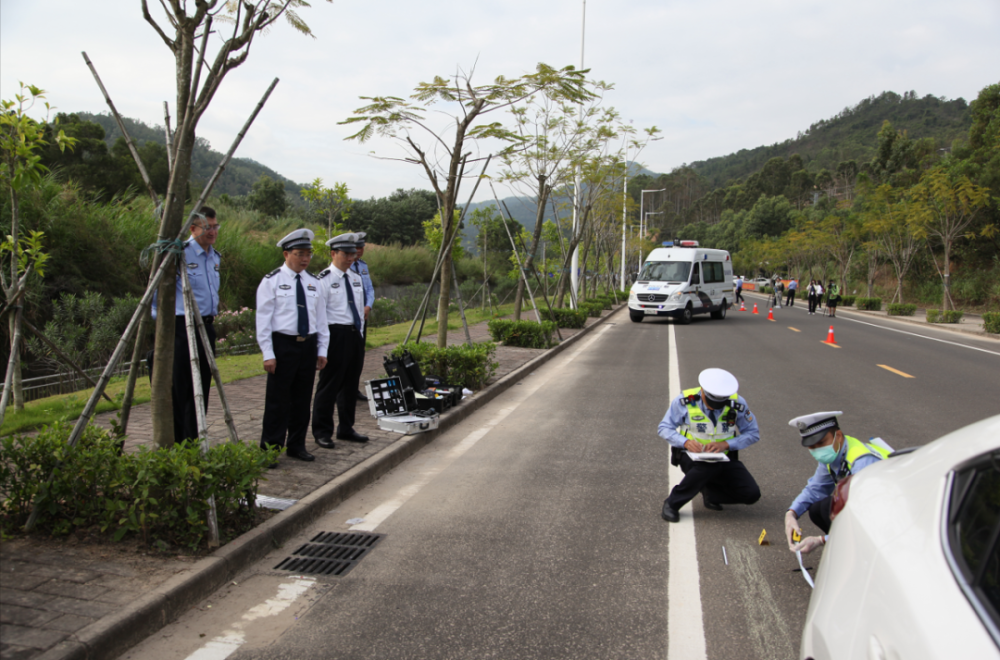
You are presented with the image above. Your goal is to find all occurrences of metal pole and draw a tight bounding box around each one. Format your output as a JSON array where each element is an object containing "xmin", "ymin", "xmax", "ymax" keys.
[{"xmin": 570, "ymin": 0, "xmax": 587, "ymax": 308}]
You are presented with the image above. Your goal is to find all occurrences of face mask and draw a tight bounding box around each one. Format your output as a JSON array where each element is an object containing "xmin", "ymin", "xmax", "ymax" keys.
[{"xmin": 809, "ymin": 444, "xmax": 839, "ymax": 465}]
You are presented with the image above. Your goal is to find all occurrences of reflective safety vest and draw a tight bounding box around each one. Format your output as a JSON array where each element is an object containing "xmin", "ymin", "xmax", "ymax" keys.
[
  {"xmin": 827, "ymin": 435, "xmax": 892, "ymax": 481},
  {"xmin": 679, "ymin": 387, "xmax": 741, "ymax": 451}
]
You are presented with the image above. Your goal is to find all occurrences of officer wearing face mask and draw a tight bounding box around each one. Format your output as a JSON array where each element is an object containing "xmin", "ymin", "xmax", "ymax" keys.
[
  {"xmin": 784, "ymin": 411, "xmax": 892, "ymax": 553},
  {"xmin": 657, "ymin": 368, "xmax": 762, "ymax": 523}
]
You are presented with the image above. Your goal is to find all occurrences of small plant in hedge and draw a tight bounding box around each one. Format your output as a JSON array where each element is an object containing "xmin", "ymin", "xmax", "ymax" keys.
[
  {"xmin": 887, "ymin": 303, "xmax": 917, "ymax": 316},
  {"xmin": 839, "ymin": 295, "xmax": 856, "ymax": 307},
  {"xmin": 579, "ymin": 301, "xmax": 604, "ymax": 318},
  {"xmin": 390, "ymin": 341, "xmax": 498, "ymax": 389},
  {"xmin": 487, "ymin": 319, "xmax": 557, "ymax": 348},
  {"xmin": 547, "ymin": 307, "xmax": 587, "ymax": 329},
  {"xmin": 983, "ymin": 312, "xmax": 1000, "ymax": 334},
  {"xmin": 856, "ymin": 297, "xmax": 882, "ymax": 311},
  {"xmin": 926, "ymin": 309, "xmax": 964, "ymax": 323}
]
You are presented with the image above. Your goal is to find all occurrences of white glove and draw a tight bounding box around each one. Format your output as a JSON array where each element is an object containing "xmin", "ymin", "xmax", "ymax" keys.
[
  {"xmin": 784, "ymin": 510, "xmax": 802, "ymax": 551},
  {"xmin": 792, "ymin": 535, "xmax": 825, "ymax": 554}
]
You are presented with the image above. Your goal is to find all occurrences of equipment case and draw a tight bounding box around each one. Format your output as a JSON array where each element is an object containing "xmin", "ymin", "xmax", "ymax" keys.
[{"xmin": 365, "ymin": 377, "xmax": 439, "ymax": 435}]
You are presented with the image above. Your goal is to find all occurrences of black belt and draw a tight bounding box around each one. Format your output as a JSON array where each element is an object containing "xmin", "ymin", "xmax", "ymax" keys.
[{"xmin": 274, "ymin": 332, "xmax": 314, "ymax": 343}]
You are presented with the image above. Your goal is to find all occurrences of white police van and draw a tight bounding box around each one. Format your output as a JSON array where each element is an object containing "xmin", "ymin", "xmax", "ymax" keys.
[{"xmin": 628, "ymin": 241, "xmax": 734, "ymax": 323}]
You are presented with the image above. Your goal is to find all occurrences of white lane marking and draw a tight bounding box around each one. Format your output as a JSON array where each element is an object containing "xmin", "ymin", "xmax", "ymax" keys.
[
  {"xmin": 183, "ymin": 578, "xmax": 315, "ymax": 660},
  {"xmin": 351, "ymin": 324, "xmax": 615, "ymax": 533},
  {"xmin": 667, "ymin": 322, "xmax": 708, "ymax": 660},
  {"xmin": 837, "ymin": 315, "xmax": 1000, "ymax": 356},
  {"xmin": 728, "ymin": 541, "xmax": 796, "ymax": 659}
]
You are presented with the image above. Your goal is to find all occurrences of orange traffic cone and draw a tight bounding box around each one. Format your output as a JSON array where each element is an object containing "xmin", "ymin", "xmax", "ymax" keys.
[
  {"xmin": 823, "ymin": 325, "xmax": 837, "ymax": 344},
  {"xmin": 767, "ymin": 308, "xmax": 775, "ymax": 320},
  {"xmin": 752, "ymin": 303, "xmax": 759, "ymax": 314},
  {"xmin": 739, "ymin": 301, "xmax": 746, "ymax": 311}
]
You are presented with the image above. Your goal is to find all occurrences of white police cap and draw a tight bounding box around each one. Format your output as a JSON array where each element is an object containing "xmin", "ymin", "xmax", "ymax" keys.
[
  {"xmin": 788, "ymin": 411, "xmax": 842, "ymax": 446},
  {"xmin": 698, "ymin": 368, "xmax": 738, "ymax": 403},
  {"xmin": 277, "ymin": 228, "xmax": 314, "ymax": 251},
  {"xmin": 354, "ymin": 231, "xmax": 367, "ymax": 247},
  {"xmin": 326, "ymin": 232, "xmax": 358, "ymax": 253}
]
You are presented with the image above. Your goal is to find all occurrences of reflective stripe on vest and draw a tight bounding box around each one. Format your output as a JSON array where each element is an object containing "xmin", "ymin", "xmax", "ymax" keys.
[
  {"xmin": 679, "ymin": 386, "xmax": 739, "ymax": 448},
  {"xmin": 826, "ymin": 435, "xmax": 891, "ymax": 479}
]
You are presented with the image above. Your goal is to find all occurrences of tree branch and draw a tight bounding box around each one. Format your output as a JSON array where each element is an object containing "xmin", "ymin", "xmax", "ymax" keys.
[{"xmin": 142, "ymin": 0, "xmax": 176, "ymax": 49}]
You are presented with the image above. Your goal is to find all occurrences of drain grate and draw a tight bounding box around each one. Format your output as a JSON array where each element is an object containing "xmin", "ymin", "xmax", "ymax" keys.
[{"xmin": 274, "ymin": 531, "xmax": 385, "ymax": 576}]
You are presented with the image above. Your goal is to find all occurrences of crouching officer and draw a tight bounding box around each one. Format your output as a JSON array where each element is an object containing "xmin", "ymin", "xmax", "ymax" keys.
[
  {"xmin": 256, "ymin": 229, "xmax": 329, "ymax": 465},
  {"xmin": 312, "ymin": 232, "xmax": 369, "ymax": 448},
  {"xmin": 784, "ymin": 411, "xmax": 891, "ymax": 553},
  {"xmin": 657, "ymin": 368, "xmax": 762, "ymax": 522}
]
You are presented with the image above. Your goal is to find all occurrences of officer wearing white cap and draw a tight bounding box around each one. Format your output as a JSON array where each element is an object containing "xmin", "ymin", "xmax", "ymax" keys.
[
  {"xmin": 346, "ymin": 231, "xmax": 375, "ymax": 402},
  {"xmin": 784, "ymin": 412, "xmax": 892, "ymax": 553},
  {"xmin": 312, "ymin": 232, "xmax": 369, "ymax": 448},
  {"xmin": 657, "ymin": 368, "xmax": 762, "ymax": 522},
  {"xmin": 256, "ymin": 229, "xmax": 329, "ymax": 465}
]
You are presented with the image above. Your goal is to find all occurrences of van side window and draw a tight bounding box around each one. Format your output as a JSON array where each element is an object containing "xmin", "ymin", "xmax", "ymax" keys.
[
  {"xmin": 704, "ymin": 262, "xmax": 725, "ymax": 283},
  {"xmin": 691, "ymin": 263, "xmax": 701, "ymax": 284}
]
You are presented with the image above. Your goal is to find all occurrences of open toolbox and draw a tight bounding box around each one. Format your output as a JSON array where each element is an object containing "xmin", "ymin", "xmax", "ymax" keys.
[
  {"xmin": 365, "ymin": 376, "xmax": 439, "ymax": 435},
  {"xmin": 383, "ymin": 352, "xmax": 464, "ymax": 413}
]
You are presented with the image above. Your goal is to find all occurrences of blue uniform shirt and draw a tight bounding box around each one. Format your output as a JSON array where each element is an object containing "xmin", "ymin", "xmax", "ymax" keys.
[
  {"xmin": 788, "ymin": 445, "xmax": 881, "ymax": 517},
  {"xmin": 657, "ymin": 391, "xmax": 761, "ymax": 451},
  {"xmin": 350, "ymin": 258, "xmax": 375, "ymax": 307},
  {"xmin": 152, "ymin": 240, "xmax": 221, "ymax": 318}
]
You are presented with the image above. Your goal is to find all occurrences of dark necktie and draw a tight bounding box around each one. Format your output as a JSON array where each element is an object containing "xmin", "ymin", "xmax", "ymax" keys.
[
  {"xmin": 344, "ymin": 273, "xmax": 362, "ymax": 332},
  {"xmin": 295, "ymin": 274, "xmax": 309, "ymax": 337}
]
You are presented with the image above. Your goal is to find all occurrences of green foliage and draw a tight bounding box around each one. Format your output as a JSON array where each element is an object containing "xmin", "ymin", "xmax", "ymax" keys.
[
  {"xmin": 247, "ymin": 175, "xmax": 288, "ymax": 218},
  {"xmin": 390, "ymin": 341, "xmax": 498, "ymax": 390},
  {"xmin": 350, "ymin": 188, "xmax": 438, "ymax": 245},
  {"xmin": 546, "ymin": 307, "xmax": 587, "ymax": 328},
  {"xmin": 887, "ymin": 303, "xmax": 917, "ymax": 316},
  {"xmin": 423, "ymin": 209, "xmax": 464, "ymax": 261},
  {"xmin": 579, "ymin": 301, "xmax": 605, "ymax": 317},
  {"xmin": 857, "ymin": 297, "xmax": 882, "ymax": 311},
  {"xmin": 838, "ymin": 295, "xmax": 856, "ymax": 307},
  {"xmin": 926, "ymin": 309, "xmax": 964, "ymax": 323},
  {"xmin": 982, "ymin": 312, "xmax": 1000, "ymax": 334},
  {"xmin": 362, "ymin": 243, "xmax": 436, "ymax": 286},
  {"xmin": 0, "ymin": 229, "xmax": 50, "ymax": 277},
  {"xmin": 487, "ymin": 319, "xmax": 556, "ymax": 348},
  {"xmin": 2, "ymin": 83, "xmax": 76, "ymax": 195},
  {"xmin": 214, "ymin": 307, "xmax": 257, "ymax": 355},
  {"xmin": 300, "ymin": 178, "xmax": 350, "ymax": 235},
  {"xmin": 0, "ymin": 423, "xmax": 277, "ymax": 549}
]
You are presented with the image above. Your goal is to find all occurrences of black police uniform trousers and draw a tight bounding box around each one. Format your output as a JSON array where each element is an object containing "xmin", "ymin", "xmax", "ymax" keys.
[
  {"xmin": 312, "ymin": 324, "xmax": 364, "ymax": 441},
  {"xmin": 808, "ymin": 496, "xmax": 834, "ymax": 534},
  {"xmin": 172, "ymin": 315, "xmax": 216, "ymax": 445},
  {"xmin": 666, "ymin": 448, "xmax": 762, "ymax": 510},
  {"xmin": 339, "ymin": 322, "xmax": 367, "ymax": 404},
  {"xmin": 260, "ymin": 333, "xmax": 318, "ymax": 453}
]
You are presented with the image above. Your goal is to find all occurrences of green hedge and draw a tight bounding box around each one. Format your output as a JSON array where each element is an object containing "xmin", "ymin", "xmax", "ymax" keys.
[
  {"xmin": 926, "ymin": 309, "xmax": 964, "ymax": 324},
  {"xmin": 579, "ymin": 301, "xmax": 605, "ymax": 318},
  {"xmin": 390, "ymin": 341, "xmax": 498, "ymax": 390},
  {"xmin": 983, "ymin": 312, "xmax": 1000, "ymax": 334},
  {"xmin": 856, "ymin": 297, "xmax": 882, "ymax": 311},
  {"xmin": 0, "ymin": 423, "xmax": 277, "ymax": 550},
  {"xmin": 887, "ymin": 303, "xmax": 917, "ymax": 316},
  {"xmin": 839, "ymin": 295, "xmax": 856, "ymax": 307},
  {"xmin": 546, "ymin": 307, "xmax": 588, "ymax": 329},
  {"xmin": 487, "ymin": 319, "xmax": 557, "ymax": 348}
]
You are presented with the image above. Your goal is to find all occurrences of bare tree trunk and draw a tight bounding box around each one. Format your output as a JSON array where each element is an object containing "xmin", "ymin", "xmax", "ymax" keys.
[
  {"xmin": 0, "ymin": 308, "xmax": 24, "ymax": 427},
  {"xmin": 513, "ymin": 177, "xmax": 550, "ymax": 321}
]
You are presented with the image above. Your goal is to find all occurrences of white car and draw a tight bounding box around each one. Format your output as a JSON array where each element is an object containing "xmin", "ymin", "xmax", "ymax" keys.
[{"xmin": 800, "ymin": 414, "xmax": 1000, "ymax": 659}]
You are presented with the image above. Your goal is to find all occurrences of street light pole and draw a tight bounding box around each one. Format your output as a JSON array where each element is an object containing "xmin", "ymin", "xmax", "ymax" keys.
[
  {"xmin": 639, "ymin": 188, "xmax": 666, "ymax": 241},
  {"xmin": 570, "ymin": 0, "xmax": 587, "ymax": 307}
]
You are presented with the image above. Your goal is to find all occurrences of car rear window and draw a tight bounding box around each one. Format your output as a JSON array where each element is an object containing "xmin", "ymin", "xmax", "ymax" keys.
[
  {"xmin": 945, "ymin": 452, "xmax": 1000, "ymax": 646},
  {"xmin": 639, "ymin": 261, "xmax": 690, "ymax": 283}
]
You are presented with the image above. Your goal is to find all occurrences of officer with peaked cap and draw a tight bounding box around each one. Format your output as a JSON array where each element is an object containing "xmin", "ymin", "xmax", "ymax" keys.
[
  {"xmin": 256, "ymin": 229, "xmax": 329, "ymax": 465},
  {"xmin": 784, "ymin": 411, "xmax": 892, "ymax": 553},
  {"xmin": 345, "ymin": 231, "xmax": 375, "ymax": 402},
  {"xmin": 312, "ymin": 232, "xmax": 369, "ymax": 448},
  {"xmin": 657, "ymin": 368, "xmax": 762, "ymax": 522}
]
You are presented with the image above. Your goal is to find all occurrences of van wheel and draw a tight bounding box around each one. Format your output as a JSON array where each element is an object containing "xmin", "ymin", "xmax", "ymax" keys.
[
  {"xmin": 629, "ymin": 309, "xmax": 644, "ymax": 323},
  {"xmin": 711, "ymin": 300, "xmax": 728, "ymax": 320},
  {"xmin": 678, "ymin": 304, "xmax": 693, "ymax": 325}
]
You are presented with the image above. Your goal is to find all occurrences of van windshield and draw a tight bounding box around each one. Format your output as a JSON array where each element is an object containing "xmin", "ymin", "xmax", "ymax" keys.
[{"xmin": 639, "ymin": 261, "xmax": 691, "ymax": 283}]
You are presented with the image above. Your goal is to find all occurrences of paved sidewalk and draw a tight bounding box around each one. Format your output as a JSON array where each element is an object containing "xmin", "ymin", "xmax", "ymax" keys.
[{"xmin": 0, "ymin": 306, "xmax": 623, "ymax": 660}]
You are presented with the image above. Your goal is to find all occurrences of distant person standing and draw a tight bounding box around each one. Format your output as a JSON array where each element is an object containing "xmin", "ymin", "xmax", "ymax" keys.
[
  {"xmin": 814, "ymin": 281, "xmax": 824, "ymax": 315},
  {"xmin": 774, "ymin": 279, "xmax": 784, "ymax": 308},
  {"xmin": 151, "ymin": 207, "xmax": 221, "ymax": 446},
  {"xmin": 786, "ymin": 278, "xmax": 797, "ymax": 307},
  {"xmin": 256, "ymin": 229, "xmax": 329, "ymax": 465},
  {"xmin": 735, "ymin": 276, "xmax": 744, "ymax": 304},
  {"xmin": 807, "ymin": 280, "xmax": 818, "ymax": 314},
  {"xmin": 344, "ymin": 232, "xmax": 375, "ymax": 402},
  {"xmin": 826, "ymin": 280, "xmax": 840, "ymax": 318}
]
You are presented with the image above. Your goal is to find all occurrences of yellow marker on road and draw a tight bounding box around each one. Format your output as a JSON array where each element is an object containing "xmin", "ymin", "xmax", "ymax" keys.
[
  {"xmin": 788, "ymin": 327, "xmax": 801, "ymax": 333},
  {"xmin": 877, "ymin": 364, "xmax": 915, "ymax": 378},
  {"xmin": 758, "ymin": 529, "xmax": 770, "ymax": 546}
]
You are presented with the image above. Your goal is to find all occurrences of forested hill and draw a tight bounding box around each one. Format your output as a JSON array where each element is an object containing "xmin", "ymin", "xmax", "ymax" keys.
[
  {"xmin": 685, "ymin": 91, "xmax": 972, "ymax": 188},
  {"xmin": 76, "ymin": 112, "xmax": 301, "ymax": 200}
]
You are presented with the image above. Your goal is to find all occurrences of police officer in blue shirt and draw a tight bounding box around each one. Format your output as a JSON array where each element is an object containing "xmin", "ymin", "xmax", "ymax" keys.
[
  {"xmin": 657, "ymin": 368, "xmax": 762, "ymax": 522},
  {"xmin": 151, "ymin": 207, "xmax": 221, "ymax": 446},
  {"xmin": 784, "ymin": 411, "xmax": 892, "ymax": 553},
  {"xmin": 345, "ymin": 232, "xmax": 375, "ymax": 402}
]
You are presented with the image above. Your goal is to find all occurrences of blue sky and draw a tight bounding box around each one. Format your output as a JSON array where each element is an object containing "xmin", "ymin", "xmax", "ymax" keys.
[{"xmin": 2, "ymin": 0, "xmax": 997, "ymax": 201}]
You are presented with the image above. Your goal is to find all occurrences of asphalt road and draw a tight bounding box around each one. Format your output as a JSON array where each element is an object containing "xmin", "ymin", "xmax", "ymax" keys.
[{"xmin": 124, "ymin": 304, "xmax": 1000, "ymax": 660}]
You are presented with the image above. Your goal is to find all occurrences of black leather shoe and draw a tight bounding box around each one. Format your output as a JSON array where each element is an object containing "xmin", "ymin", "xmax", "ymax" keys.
[
  {"xmin": 336, "ymin": 430, "xmax": 369, "ymax": 443},
  {"xmin": 702, "ymin": 492, "xmax": 723, "ymax": 511},
  {"xmin": 315, "ymin": 437, "xmax": 336, "ymax": 449},
  {"xmin": 357, "ymin": 390, "xmax": 368, "ymax": 401},
  {"xmin": 286, "ymin": 449, "xmax": 315, "ymax": 462},
  {"xmin": 661, "ymin": 501, "xmax": 680, "ymax": 523}
]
